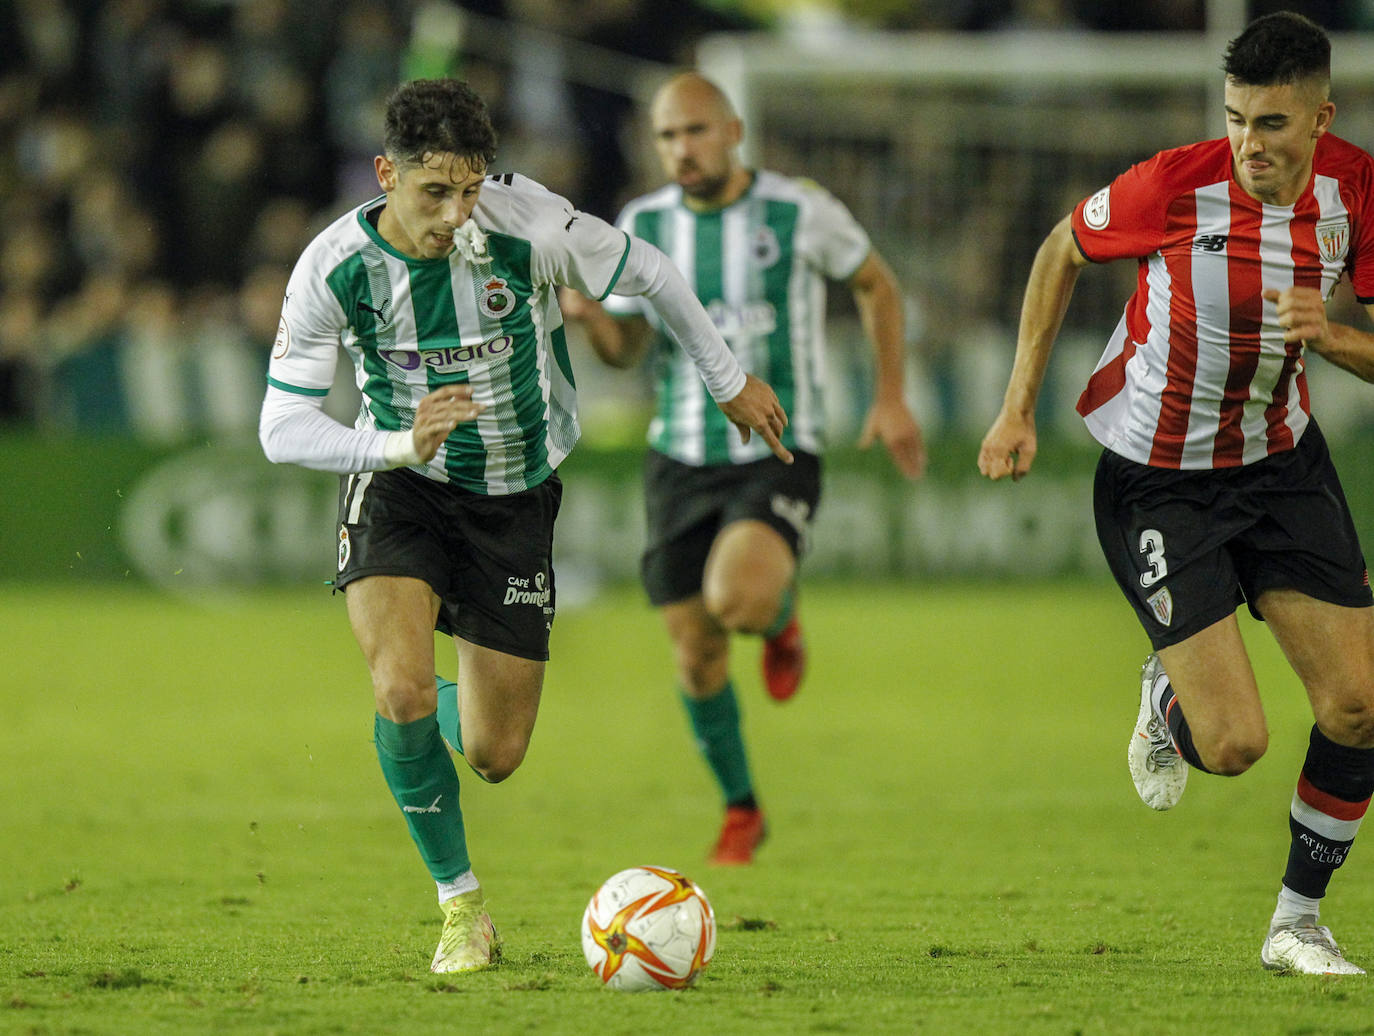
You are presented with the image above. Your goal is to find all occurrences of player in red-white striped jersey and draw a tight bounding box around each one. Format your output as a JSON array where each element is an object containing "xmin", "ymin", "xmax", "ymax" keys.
[
  {"xmin": 980, "ymin": 12, "xmax": 1374, "ymax": 975},
  {"xmin": 1071, "ymin": 133, "xmax": 1374, "ymax": 469}
]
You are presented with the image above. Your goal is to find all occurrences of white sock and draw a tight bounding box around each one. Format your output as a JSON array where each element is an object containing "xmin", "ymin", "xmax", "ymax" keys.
[
  {"xmin": 1271, "ymin": 885, "xmax": 1321, "ymax": 928},
  {"xmin": 437, "ymin": 870, "xmax": 479, "ymax": 904}
]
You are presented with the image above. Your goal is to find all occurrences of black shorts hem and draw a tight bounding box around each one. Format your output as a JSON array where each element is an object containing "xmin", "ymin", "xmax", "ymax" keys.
[
  {"xmin": 449, "ymin": 625, "xmax": 550, "ymax": 663},
  {"xmin": 333, "ymin": 566, "xmax": 443, "ymax": 593},
  {"xmin": 1144, "ymin": 598, "xmax": 1242, "ymax": 651}
]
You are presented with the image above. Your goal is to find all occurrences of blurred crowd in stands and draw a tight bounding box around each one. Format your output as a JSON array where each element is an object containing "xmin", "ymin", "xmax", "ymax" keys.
[{"xmin": 2, "ymin": 0, "xmax": 1371, "ymax": 438}]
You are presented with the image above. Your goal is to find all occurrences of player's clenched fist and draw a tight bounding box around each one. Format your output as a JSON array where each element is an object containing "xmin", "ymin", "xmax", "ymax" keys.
[
  {"xmin": 1263, "ymin": 286, "xmax": 1328, "ymax": 347},
  {"xmin": 978, "ymin": 410, "xmax": 1037, "ymax": 482}
]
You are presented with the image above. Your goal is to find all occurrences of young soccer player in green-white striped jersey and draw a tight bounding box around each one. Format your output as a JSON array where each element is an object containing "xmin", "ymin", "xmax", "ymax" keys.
[
  {"xmin": 258, "ymin": 78, "xmax": 794, "ymax": 974},
  {"xmin": 562, "ymin": 72, "xmax": 927, "ymax": 865}
]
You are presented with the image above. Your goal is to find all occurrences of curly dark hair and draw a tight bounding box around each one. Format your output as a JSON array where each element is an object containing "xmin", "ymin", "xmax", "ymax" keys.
[
  {"xmin": 383, "ymin": 79, "xmax": 499, "ymax": 171},
  {"xmin": 1223, "ymin": 11, "xmax": 1330, "ymax": 89}
]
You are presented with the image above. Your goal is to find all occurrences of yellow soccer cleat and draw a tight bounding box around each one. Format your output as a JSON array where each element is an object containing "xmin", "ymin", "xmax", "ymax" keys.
[{"xmin": 431, "ymin": 887, "xmax": 501, "ymax": 973}]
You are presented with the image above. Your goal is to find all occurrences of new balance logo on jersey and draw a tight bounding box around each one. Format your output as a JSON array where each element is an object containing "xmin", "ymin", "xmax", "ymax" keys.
[
  {"xmin": 403, "ymin": 795, "xmax": 443, "ymax": 814},
  {"xmin": 1193, "ymin": 234, "xmax": 1228, "ymax": 253}
]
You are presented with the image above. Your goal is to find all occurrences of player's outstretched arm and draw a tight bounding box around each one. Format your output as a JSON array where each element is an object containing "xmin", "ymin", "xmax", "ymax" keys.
[
  {"xmin": 718, "ymin": 373, "xmax": 794, "ymax": 464},
  {"xmin": 978, "ymin": 214, "xmax": 1088, "ymax": 482},
  {"xmin": 849, "ymin": 250, "xmax": 927, "ymax": 479}
]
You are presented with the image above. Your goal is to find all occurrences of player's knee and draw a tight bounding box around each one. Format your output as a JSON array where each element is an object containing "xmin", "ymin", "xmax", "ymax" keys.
[
  {"xmin": 701, "ymin": 584, "xmax": 770, "ymax": 635},
  {"xmin": 373, "ymin": 676, "xmax": 436, "ymax": 724},
  {"xmin": 1205, "ymin": 731, "xmax": 1268, "ymax": 776},
  {"xmin": 671, "ymin": 632, "xmax": 728, "ymax": 696},
  {"xmin": 465, "ymin": 738, "xmax": 527, "ymax": 784},
  {"xmin": 676, "ymin": 653, "xmax": 727, "ymax": 698},
  {"xmin": 1318, "ymin": 700, "xmax": 1374, "ymax": 750}
]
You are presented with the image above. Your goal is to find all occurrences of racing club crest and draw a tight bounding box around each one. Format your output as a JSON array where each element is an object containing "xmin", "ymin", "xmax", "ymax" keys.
[
  {"xmin": 1316, "ymin": 217, "xmax": 1350, "ymax": 264},
  {"xmin": 751, "ymin": 226, "xmax": 781, "ymax": 267},
  {"xmin": 479, "ymin": 276, "xmax": 516, "ymax": 319}
]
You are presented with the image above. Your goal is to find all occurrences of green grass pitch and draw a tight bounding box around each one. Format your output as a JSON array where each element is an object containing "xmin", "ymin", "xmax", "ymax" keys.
[{"xmin": 3, "ymin": 581, "xmax": 1372, "ymax": 1034}]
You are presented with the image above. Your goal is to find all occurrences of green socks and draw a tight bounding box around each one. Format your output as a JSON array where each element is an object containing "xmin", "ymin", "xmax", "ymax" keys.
[
  {"xmin": 762, "ymin": 584, "xmax": 796, "ymax": 640},
  {"xmin": 374, "ymin": 712, "xmax": 470, "ymax": 882},
  {"xmin": 435, "ymin": 676, "xmax": 462, "ymax": 753},
  {"xmin": 682, "ymin": 681, "xmax": 754, "ymax": 804}
]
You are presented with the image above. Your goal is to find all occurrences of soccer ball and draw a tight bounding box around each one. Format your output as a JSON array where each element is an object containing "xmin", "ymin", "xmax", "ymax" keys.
[{"xmin": 581, "ymin": 865, "xmax": 716, "ymax": 991}]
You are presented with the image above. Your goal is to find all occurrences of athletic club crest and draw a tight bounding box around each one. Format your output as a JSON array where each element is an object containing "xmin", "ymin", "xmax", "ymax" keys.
[
  {"xmin": 338, "ymin": 525, "xmax": 351, "ymax": 570},
  {"xmin": 479, "ymin": 276, "xmax": 515, "ymax": 319},
  {"xmin": 1146, "ymin": 586, "xmax": 1173, "ymax": 626},
  {"xmin": 1316, "ymin": 217, "xmax": 1350, "ymax": 264}
]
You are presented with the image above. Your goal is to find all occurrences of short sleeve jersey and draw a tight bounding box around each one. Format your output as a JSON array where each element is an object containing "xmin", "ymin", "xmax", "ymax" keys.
[
  {"xmin": 267, "ymin": 173, "xmax": 632, "ymax": 494},
  {"xmin": 604, "ymin": 170, "xmax": 871, "ymax": 466},
  {"xmin": 1072, "ymin": 133, "xmax": 1374, "ymax": 469}
]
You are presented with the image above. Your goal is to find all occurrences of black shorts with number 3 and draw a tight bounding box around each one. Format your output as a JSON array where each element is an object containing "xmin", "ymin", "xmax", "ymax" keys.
[
  {"xmin": 336, "ymin": 466, "xmax": 562, "ymax": 661},
  {"xmin": 1094, "ymin": 420, "xmax": 1372, "ymax": 650}
]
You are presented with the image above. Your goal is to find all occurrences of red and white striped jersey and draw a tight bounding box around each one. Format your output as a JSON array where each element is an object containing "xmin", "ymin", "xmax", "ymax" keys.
[{"xmin": 1072, "ymin": 134, "xmax": 1374, "ymax": 469}]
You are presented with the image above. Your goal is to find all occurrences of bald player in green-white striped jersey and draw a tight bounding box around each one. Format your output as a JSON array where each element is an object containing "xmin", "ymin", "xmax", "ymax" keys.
[
  {"xmin": 259, "ymin": 78, "xmax": 793, "ymax": 975},
  {"xmin": 562, "ymin": 72, "xmax": 927, "ymax": 866}
]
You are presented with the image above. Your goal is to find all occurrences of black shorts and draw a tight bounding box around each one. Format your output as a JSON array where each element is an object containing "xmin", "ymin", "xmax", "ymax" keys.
[
  {"xmin": 1094, "ymin": 421, "xmax": 1372, "ymax": 650},
  {"xmin": 335, "ymin": 467, "xmax": 562, "ymax": 661},
  {"xmin": 641, "ymin": 448, "xmax": 822, "ymax": 606}
]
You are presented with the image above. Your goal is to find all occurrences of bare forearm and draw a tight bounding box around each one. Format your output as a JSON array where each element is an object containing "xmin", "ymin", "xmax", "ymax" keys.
[
  {"xmin": 584, "ymin": 308, "xmax": 650, "ymax": 369},
  {"xmin": 1308, "ymin": 321, "xmax": 1374, "ymax": 382},
  {"xmin": 1003, "ymin": 220, "xmax": 1083, "ymax": 416},
  {"xmin": 853, "ymin": 263, "xmax": 906, "ymax": 404}
]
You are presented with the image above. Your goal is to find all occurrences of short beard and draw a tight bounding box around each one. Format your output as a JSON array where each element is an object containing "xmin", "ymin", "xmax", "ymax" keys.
[{"xmin": 681, "ymin": 171, "xmax": 731, "ymax": 204}]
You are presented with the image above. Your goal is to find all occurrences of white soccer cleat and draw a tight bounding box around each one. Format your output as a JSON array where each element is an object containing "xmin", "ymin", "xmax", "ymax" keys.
[
  {"xmin": 431, "ymin": 887, "xmax": 501, "ymax": 973},
  {"xmin": 1128, "ymin": 653, "xmax": 1188, "ymax": 811},
  {"xmin": 1262, "ymin": 917, "xmax": 1366, "ymax": 975}
]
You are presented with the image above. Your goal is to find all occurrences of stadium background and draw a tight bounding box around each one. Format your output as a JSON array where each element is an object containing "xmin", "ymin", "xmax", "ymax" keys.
[{"xmin": 6, "ymin": 0, "xmax": 1374, "ymax": 595}]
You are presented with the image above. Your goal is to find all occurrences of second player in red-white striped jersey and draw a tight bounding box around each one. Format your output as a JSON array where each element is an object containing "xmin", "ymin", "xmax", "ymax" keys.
[{"xmin": 1072, "ymin": 133, "xmax": 1374, "ymax": 469}]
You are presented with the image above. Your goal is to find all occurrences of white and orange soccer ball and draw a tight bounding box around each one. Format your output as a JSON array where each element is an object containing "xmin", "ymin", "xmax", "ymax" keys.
[{"xmin": 580, "ymin": 865, "xmax": 716, "ymax": 991}]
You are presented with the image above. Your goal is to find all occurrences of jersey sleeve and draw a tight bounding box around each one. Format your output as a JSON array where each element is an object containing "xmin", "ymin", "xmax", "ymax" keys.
[
  {"xmin": 266, "ymin": 241, "xmax": 349, "ymax": 395},
  {"xmin": 602, "ymin": 206, "xmax": 653, "ymax": 319},
  {"xmin": 795, "ymin": 178, "xmax": 872, "ymax": 280},
  {"xmin": 1350, "ymin": 187, "xmax": 1374, "ymax": 304},
  {"xmin": 497, "ymin": 176, "xmax": 633, "ymax": 300},
  {"xmin": 1071, "ymin": 153, "xmax": 1173, "ymax": 264}
]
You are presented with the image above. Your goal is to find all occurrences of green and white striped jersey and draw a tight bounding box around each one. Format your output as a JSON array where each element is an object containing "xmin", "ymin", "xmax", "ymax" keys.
[
  {"xmin": 267, "ymin": 173, "xmax": 631, "ymax": 495},
  {"xmin": 604, "ymin": 170, "xmax": 870, "ymax": 465}
]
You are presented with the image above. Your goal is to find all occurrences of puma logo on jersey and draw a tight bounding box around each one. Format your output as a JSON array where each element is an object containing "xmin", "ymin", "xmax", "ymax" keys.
[
  {"xmin": 357, "ymin": 300, "xmax": 389, "ymax": 322},
  {"xmin": 1193, "ymin": 234, "xmax": 1228, "ymax": 253}
]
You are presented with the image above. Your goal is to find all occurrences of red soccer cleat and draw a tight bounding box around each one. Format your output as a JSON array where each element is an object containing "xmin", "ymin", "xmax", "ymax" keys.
[
  {"xmin": 709, "ymin": 806, "xmax": 767, "ymax": 866},
  {"xmin": 762, "ymin": 615, "xmax": 806, "ymax": 702}
]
